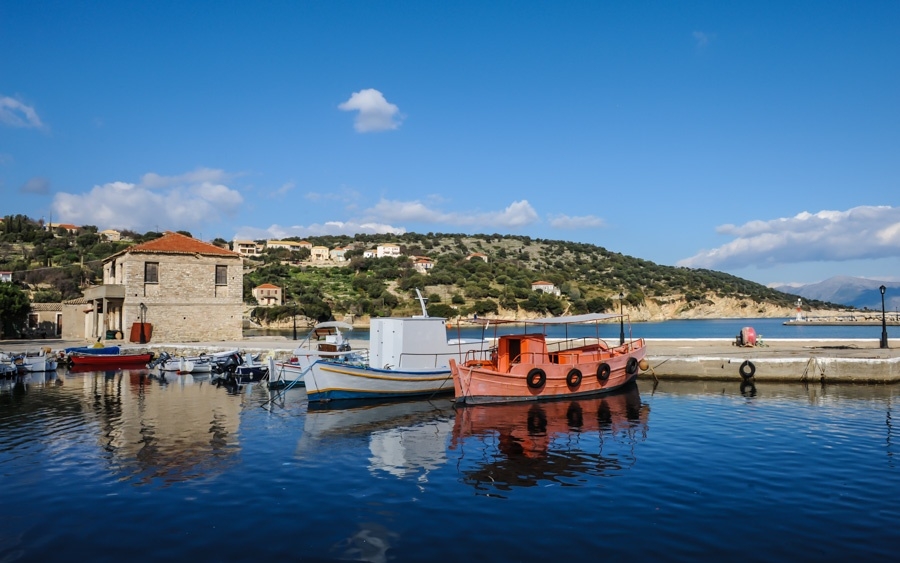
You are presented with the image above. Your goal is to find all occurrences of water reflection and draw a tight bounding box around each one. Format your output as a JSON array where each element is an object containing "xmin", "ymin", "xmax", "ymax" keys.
[
  {"xmin": 67, "ymin": 369, "xmax": 243, "ymax": 484},
  {"xmin": 298, "ymin": 398, "xmax": 455, "ymax": 483},
  {"xmin": 450, "ymin": 383, "xmax": 649, "ymax": 495}
]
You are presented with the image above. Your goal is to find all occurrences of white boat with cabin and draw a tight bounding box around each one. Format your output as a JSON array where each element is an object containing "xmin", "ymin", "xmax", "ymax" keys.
[
  {"xmin": 303, "ymin": 290, "xmax": 491, "ymax": 402},
  {"xmin": 269, "ymin": 321, "xmax": 364, "ymax": 389}
]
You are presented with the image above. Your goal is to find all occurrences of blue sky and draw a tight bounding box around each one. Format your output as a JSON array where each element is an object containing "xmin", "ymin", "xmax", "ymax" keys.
[{"xmin": 2, "ymin": 1, "xmax": 898, "ymax": 287}]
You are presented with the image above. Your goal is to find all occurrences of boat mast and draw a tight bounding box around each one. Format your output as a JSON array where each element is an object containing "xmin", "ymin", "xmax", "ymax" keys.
[{"xmin": 414, "ymin": 287, "xmax": 429, "ymax": 317}]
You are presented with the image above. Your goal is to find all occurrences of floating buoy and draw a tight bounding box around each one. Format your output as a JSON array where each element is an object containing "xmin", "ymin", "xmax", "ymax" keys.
[{"xmin": 638, "ymin": 358, "xmax": 649, "ymax": 371}]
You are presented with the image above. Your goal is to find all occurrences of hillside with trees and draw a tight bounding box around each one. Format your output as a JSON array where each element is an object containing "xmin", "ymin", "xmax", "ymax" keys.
[{"xmin": 1, "ymin": 214, "xmax": 843, "ymax": 328}]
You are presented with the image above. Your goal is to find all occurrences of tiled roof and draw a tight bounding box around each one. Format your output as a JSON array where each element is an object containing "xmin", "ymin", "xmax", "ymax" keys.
[
  {"xmin": 63, "ymin": 297, "xmax": 88, "ymax": 304},
  {"xmin": 255, "ymin": 283, "xmax": 281, "ymax": 289},
  {"xmin": 30, "ymin": 302, "xmax": 62, "ymax": 311},
  {"xmin": 532, "ymin": 280, "xmax": 554, "ymax": 286},
  {"xmin": 112, "ymin": 231, "xmax": 240, "ymax": 259}
]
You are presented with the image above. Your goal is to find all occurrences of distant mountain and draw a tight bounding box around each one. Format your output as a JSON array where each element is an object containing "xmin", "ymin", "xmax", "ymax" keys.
[{"xmin": 772, "ymin": 276, "xmax": 900, "ymax": 311}]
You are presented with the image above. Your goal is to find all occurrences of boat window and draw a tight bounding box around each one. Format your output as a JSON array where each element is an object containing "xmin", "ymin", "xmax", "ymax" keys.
[
  {"xmin": 215, "ymin": 265, "xmax": 227, "ymax": 286},
  {"xmin": 144, "ymin": 262, "xmax": 159, "ymax": 284}
]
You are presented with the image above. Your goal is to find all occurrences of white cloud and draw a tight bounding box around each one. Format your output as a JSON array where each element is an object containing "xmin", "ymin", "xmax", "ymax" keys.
[
  {"xmin": 548, "ymin": 214, "xmax": 605, "ymax": 229},
  {"xmin": 338, "ymin": 89, "xmax": 403, "ymax": 132},
  {"xmin": 51, "ymin": 168, "xmax": 244, "ymax": 231},
  {"xmin": 365, "ymin": 198, "xmax": 539, "ymax": 229},
  {"xmin": 20, "ymin": 177, "xmax": 50, "ymax": 194},
  {"xmin": 678, "ymin": 205, "xmax": 900, "ymax": 269},
  {"xmin": 235, "ymin": 221, "xmax": 406, "ymax": 240},
  {"xmin": 0, "ymin": 96, "xmax": 43, "ymax": 128}
]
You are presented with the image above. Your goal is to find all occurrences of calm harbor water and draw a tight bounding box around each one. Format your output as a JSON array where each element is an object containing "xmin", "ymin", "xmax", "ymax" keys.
[{"xmin": 2, "ymin": 366, "xmax": 898, "ymax": 561}]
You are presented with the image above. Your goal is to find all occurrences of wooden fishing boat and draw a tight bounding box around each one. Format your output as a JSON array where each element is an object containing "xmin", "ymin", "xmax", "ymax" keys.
[{"xmin": 450, "ymin": 313, "xmax": 647, "ymax": 405}]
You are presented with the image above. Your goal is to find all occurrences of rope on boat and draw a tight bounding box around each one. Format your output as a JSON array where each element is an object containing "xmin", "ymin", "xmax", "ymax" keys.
[{"xmin": 262, "ymin": 362, "xmax": 314, "ymax": 409}]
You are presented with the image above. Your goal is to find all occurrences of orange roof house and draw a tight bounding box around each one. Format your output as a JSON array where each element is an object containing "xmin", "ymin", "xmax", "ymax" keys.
[{"xmin": 74, "ymin": 231, "xmax": 244, "ymax": 343}]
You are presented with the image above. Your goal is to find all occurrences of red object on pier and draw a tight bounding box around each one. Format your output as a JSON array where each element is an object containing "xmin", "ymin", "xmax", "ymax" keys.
[{"xmin": 739, "ymin": 326, "xmax": 757, "ymax": 347}]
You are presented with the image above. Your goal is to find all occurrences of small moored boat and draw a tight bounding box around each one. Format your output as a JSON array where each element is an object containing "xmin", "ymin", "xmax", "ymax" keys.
[
  {"xmin": 450, "ymin": 313, "xmax": 647, "ymax": 405},
  {"xmin": 269, "ymin": 321, "xmax": 365, "ymax": 389}
]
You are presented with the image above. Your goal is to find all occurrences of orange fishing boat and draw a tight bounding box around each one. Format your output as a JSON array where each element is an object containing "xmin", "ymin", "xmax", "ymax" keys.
[{"xmin": 450, "ymin": 313, "xmax": 647, "ymax": 405}]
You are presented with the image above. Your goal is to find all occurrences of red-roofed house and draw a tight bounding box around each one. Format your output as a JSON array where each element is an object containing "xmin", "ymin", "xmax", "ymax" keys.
[
  {"xmin": 73, "ymin": 231, "xmax": 244, "ymax": 342},
  {"xmin": 531, "ymin": 280, "xmax": 560, "ymax": 296},
  {"xmin": 252, "ymin": 283, "xmax": 283, "ymax": 306}
]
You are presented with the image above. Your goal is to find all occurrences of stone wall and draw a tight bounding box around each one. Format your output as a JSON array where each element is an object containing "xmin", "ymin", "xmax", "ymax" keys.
[{"xmin": 119, "ymin": 252, "xmax": 243, "ymax": 342}]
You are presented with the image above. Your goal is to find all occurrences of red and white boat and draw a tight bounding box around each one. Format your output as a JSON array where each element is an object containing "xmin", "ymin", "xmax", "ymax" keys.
[{"xmin": 450, "ymin": 313, "xmax": 647, "ymax": 405}]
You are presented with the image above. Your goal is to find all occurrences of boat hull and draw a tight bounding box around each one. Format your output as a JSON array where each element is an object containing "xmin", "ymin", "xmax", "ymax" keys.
[
  {"xmin": 304, "ymin": 361, "xmax": 456, "ymax": 402},
  {"xmin": 68, "ymin": 353, "xmax": 153, "ymax": 369},
  {"xmin": 452, "ymin": 341, "xmax": 646, "ymax": 405}
]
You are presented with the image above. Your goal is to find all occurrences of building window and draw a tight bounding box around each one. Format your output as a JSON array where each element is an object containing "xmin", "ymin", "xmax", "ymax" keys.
[
  {"xmin": 144, "ymin": 262, "xmax": 159, "ymax": 284},
  {"xmin": 215, "ymin": 265, "xmax": 228, "ymax": 286}
]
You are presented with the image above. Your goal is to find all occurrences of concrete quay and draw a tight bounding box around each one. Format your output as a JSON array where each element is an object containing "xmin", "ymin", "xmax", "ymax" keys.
[
  {"xmin": 642, "ymin": 338, "xmax": 900, "ymax": 384},
  {"xmin": 3, "ymin": 336, "xmax": 899, "ymax": 384}
]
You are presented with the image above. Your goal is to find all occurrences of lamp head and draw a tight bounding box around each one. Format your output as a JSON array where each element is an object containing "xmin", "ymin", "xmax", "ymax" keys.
[
  {"xmin": 881, "ymin": 285, "xmax": 887, "ymax": 295},
  {"xmin": 619, "ymin": 292, "xmax": 624, "ymax": 300}
]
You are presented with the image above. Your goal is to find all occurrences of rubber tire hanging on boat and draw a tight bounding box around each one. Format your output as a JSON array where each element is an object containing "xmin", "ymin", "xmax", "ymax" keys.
[
  {"xmin": 597, "ymin": 363, "xmax": 611, "ymax": 381},
  {"xmin": 626, "ymin": 357, "xmax": 639, "ymax": 375},
  {"xmin": 739, "ymin": 360, "xmax": 756, "ymax": 379},
  {"xmin": 566, "ymin": 368, "xmax": 582, "ymax": 388},
  {"xmin": 527, "ymin": 368, "xmax": 546, "ymax": 389}
]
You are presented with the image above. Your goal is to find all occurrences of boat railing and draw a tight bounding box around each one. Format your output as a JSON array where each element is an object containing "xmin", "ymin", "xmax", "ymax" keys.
[
  {"xmin": 545, "ymin": 336, "xmax": 610, "ymax": 353},
  {"xmin": 396, "ymin": 349, "xmax": 491, "ymax": 369}
]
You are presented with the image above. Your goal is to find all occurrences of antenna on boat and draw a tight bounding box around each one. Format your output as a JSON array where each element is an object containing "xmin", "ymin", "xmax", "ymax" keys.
[{"xmin": 414, "ymin": 288, "xmax": 429, "ymax": 317}]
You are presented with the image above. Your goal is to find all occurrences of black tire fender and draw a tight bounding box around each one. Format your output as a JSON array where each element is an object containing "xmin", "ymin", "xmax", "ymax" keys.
[
  {"xmin": 597, "ymin": 363, "xmax": 611, "ymax": 381},
  {"xmin": 526, "ymin": 368, "xmax": 546, "ymax": 389},
  {"xmin": 566, "ymin": 368, "xmax": 582, "ymax": 388},
  {"xmin": 739, "ymin": 360, "xmax": 756, "ymax": 379},
  {"xmin": 626, "ymin": 357, "xmax": 639, "ymax": 375}
]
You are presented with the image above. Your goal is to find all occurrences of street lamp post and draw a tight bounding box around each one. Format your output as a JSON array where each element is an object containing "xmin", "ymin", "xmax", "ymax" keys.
[
  {"xmin": 292, "ymin": 302, "xmax": 298, "ymax": 341},
  {"xmin": 619, "ymin": 292, "xmax": 625, "ymax": 345},
  {"xmin": 880, "ymin": 285, "xmax": 889, "ymax": 349}
]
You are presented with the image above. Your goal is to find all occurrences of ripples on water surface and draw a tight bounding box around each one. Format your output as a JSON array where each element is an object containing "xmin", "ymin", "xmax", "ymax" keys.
[{"xmin": 1, "ymin": 369, "xmax": 898, "ymax": 561}]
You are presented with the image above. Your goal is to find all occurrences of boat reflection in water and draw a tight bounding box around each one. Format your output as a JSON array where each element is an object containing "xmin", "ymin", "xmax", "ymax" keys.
[
  {"xmin": 299, "ymin": 398, "xmax": 456, "ymax": 483},
  {"xmin": 450, "ymin": 382, "xmax": 649, "ymax": 494}
]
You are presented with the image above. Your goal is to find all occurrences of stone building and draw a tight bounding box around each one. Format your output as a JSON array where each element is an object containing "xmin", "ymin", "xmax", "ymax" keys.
[
  {"xmin": 252, "ymin": 283, "xmax": 283, "ymax": 306},
  {"xmin": 77, "ymin": 231, "xmax": 244, "ymax": 342}
]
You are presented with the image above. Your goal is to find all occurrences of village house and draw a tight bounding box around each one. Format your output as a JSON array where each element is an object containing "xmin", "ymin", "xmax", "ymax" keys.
[
  {"xmin": 376, "ymin": 243, "xmax": 401, "ymax": 258},
  {"xmin": 265, "ymin": 240, "xmax": 311, "ymax": 252},
  {"xmin": 310, "ymin": 245, "xmax": 330, "ymax": 261},
  {"xmin": 466, "ymin": 252, "xmax": 489, "ymax": 263},
  {"xmin": 99, "ymin": 229, "xmax": 121, "ymax": 241},
  {"xmin": 531, "ymin": 280, "xmax": 561, "ymax": 296},
  {"xmin": 362, "ymin": 249, "xmax": 376, "ymax": 259},
  {"xmin": 329, "ymin": 246, "xmax": 349, "ymax": 262},
  {"xmin": 0, "ymin": 271, "xmax": 12, "ymax": 283},
  {"xmin": 28, "ymin": 303, "xmax": 63, "ymax": 337},
  {"xmin": 67, "ymin": 231, "xmax": 244, "ymax": 342},
  {"xmin": 44, "ymin": 222, "xmax": 80, "ymax": 235},
  {"xmin": 233, "ymin": 239, "xmax": 263, "ymax": 256},
  {"xmin": 252, "ymin": 283, "xmax": 283, "ymax": 306},
  {"xmin": 412, "ymin": 256, "xmax": 434, "ymax": 274}
]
